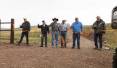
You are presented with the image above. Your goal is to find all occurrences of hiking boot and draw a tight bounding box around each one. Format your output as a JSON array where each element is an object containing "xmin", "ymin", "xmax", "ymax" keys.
[
  {"xmin": 56, "ymin": 46, "xmax": 58, "ymax": 48},
  {"xmin": 40, "ymin": 46, "xmax": 43, "ymax": 47},
  {"xmin": 93, "ymin": 47, "xmax": 98, "ymax": 50},
  {"xmin": 56, "ymin": 45, "xmax": 58, "ymax": 48},
  {"xmin": 77, "ymin": 47, "xmax": 80, "ymax": 49},
  {"xmin": 17, "ymin": 42, "xmax": 21, "ymax": 46}
]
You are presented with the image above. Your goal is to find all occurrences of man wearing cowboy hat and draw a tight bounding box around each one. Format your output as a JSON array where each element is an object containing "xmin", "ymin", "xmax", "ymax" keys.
[{"xmin": 50, "ymin": 18, "xmax": 60, "ymax": 48}]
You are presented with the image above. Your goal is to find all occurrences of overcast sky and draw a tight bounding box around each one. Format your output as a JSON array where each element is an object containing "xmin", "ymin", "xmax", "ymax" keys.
[{"xmin": 0, "ymin": 0, "xmax": 117, "ymax": 28}]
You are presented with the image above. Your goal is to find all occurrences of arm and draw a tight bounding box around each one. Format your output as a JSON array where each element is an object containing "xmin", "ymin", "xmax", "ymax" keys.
[
  {"xmin": 101, "ymin": 21, "xmax": 106, "ymax": 33},
  {"xmin": 66, "ymin": 24, "xmax": 68, "ymax": 32},
  {"xmin": 92, "ymin": 22, "xmax": 97, "ymax": 29},
  {"xmin": 58, "ymin": 24, "xmax": 60, "ymax": 32},
  {"xmin": 47, "ymin": 25, "xmax": 50, "ymax": 33},
  {"xmin": 80, "ymin": 23, "xmax": 83, "ymax": 32},
  {"xmin": 49, "ymin": 22, "xmax": 53, "ymax": 32},
  {"xmin": 20, "ymin": 25, "xmax": 22, "ymax": 28},
  {"xmin": 29, "ymin": 22, "xmax": 31, "ymax": 31},
  {"xmin": 38, "ymin": 24, "xmax": 41, "ymax": 28},
  {"xmin": 70, "ymin": 23, "xmax": 73, "ymax": 29},
  {"xmin": 49, "ymin": 22, "xmax": 53, "ymax": 27},
  {"xmin": 103, "ymin": 21, "xmax": 106, "ymax": 30},
  {"xmin": 27, "ymin": 22, "xmax": 31, "ymax": 31},
  {"xmin": 20, "ymin": 23, "xmax": 23, "ymax": 28}
]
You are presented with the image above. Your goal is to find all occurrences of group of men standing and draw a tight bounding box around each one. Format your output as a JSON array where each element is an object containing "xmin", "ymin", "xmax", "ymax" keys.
[
  {"xmin": 37, "ymin": 18, "xmax": 68, "ymax": 48},
  {"xmin": 10, "ymin": 17, "xmax": 117, "ymax": 68},
  {"xmin": 17, "ymin": 16, "xmax": 106, "ymax": 50}
]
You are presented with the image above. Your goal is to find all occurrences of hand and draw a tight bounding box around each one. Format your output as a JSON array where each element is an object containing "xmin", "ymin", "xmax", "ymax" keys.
[
  {"xmin": 20, "ymin": 25, "xmax": 22, "ymax": 28},
  {"xmin": 80, "ymin": 32, "xmax": 83, "ymax": 35},
  {"xmin": 91, "ymin": 29, "xmax": 94, "ymax": 33},
  {"xmin": 48, "ymin": 32, "xmax": 51, "ymax": 36}
]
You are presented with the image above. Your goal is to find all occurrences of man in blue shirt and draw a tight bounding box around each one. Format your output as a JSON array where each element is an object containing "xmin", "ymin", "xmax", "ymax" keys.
[{"xmin": 71, "ymin": 17, "xmax": 83, "ymax": 49}]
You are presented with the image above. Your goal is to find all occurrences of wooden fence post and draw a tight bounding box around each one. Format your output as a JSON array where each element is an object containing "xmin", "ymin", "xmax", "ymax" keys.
[
  {"xmin": 0, "ymin": 19, "xmax": 1, "ymax": 43},
  {"xmin": 10, "ymin": 19, "xmax": 14, "ymax": 44}
]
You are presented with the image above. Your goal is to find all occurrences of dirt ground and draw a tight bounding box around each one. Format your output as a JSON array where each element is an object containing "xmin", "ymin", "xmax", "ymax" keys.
[{"xmin": 0, "ymin": 36, "xmax": 112, "ymax": 68}]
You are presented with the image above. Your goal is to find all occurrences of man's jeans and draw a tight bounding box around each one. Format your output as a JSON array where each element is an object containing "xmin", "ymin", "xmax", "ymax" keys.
[
  {"xmin": 18, "ymin": 31, "xmax": 29, "ymax": 44},
  {"xmin": 94, "ymin": 33, "xmax": 103, "ymax": 48},
  {"xmin": 60, "ymin": 31, "xmax": 67, "ymax": 48},
  {"xmin": 52, "ymin": 31, "xmax": 59, "ymax": 47},
  {"xmin": 72, "ymin": 32, "xmax": 80, "ymax": 48},
  {"xmin": 41, "ymin": 34, "xmax": 47, "ymax": 47}
]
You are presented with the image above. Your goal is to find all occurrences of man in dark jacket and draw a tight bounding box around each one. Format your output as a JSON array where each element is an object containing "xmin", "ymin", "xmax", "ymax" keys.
[
  {"xmin": 38, "ymin": 20, "xmax": 49, "ymax": 47},
  {"xmin": 92, "ymin": 16, "xmax": 106, "ymax": 49},
  {"xmin": 18, "ymin": 18, "xmax": 31, "ymax": 45}
]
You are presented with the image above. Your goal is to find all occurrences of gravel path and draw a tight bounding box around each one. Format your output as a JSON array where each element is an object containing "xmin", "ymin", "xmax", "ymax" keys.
[{"xmin": 0, "ymin": 36, "xmax": 112, "ymax": 68}]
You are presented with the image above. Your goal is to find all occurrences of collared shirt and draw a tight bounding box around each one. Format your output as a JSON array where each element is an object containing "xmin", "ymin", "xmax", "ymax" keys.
[
  {"xmin": 59, "ymin": 23, "xmax": 67, "ymax": 32},
  {"xmin": 71, "ymin": 21, "xmax": 83, "ymax": 32},
  {"xmin": 50, "ymin": 22, "xmax": 59, "ymax": 32}
]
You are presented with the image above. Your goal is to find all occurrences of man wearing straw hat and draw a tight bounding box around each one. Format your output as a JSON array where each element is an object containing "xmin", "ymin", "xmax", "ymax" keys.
[{"xmin": 59, "ymin": 20, "xmax": 68, "ymax": 48}]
